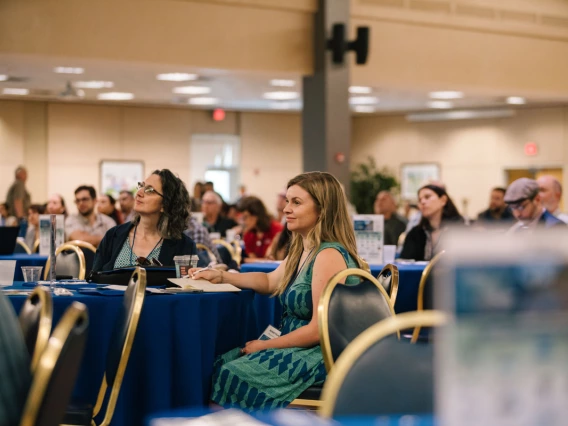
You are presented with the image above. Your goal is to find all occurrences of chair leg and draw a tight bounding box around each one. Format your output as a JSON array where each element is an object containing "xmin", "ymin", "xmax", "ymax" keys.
[{"xmin": 288, "ymin": 398, "xmax": 323, "ymax": 410}]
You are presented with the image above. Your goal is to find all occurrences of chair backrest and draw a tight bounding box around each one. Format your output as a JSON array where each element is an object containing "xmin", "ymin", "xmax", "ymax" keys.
[
  {"xmin": 318, "ymin": 268, "xmax": 396, "ymax": 372},
  {"xmin": 43, "ymin": 243, "xmax": 86, "ymax": 280},
  {"xmin": 67, "ymin": 240, "xmax": 97, "ymax": 277},
  {"xmin": 320, "ymin": 310, "xmax": 447, "ymax": 418},
  {"xmin": 92, "ymin": 267, "xmax": 147, "ymax": 426},
  {"xmin": 18, "ymin": 287, "xmax": 53, "ymax": 372},
  {"xmin": 32, "ymin": 239, "xmax": 40, "ymax": 254},
  {"xmin": 412, "ymin": 251, "xmax": 445, "ymax": 342},
  {"xmin": 15, "ymin": 239, "xmax": 32, "ymax": 254},
  {"xmin": 196, "ymin": 243, "xmax": 216, "ymax": 265},
  {"xmin": 377, "ymin": 263, "xmax": 399, "ymax": 306},
  {"xmin": 20, "ymin": 301, "xmax": 89, "ymax": 426},
  {"xmin": 212, "ymin": 239, "xmax": 235, "ymax": 259},
  {"xmin": 230, "ymin": 240, "xmax": 242, "ymax": 265},
  {"xmin": 0, "ymin": 292, "xmax": 32, "ymax": 426}
]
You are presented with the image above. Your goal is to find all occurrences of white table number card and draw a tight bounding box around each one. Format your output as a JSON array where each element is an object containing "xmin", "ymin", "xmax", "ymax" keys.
[
  {"xmin": 39, "ymin": 214, "xmax": 65, "ymax": 256},
  {"xmin": 353, "ymin": 215, "xmax": 384, "ymax": 264},
  {"xmin": 436, "ymin": 230, "xmax": 568, "ymax": 426},
  {"xmin": 0, "ymin": 260, "xmax": 16, "ymax": 286}
]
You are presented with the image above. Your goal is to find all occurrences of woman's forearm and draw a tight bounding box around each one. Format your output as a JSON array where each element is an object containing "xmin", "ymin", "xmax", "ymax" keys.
[
  {"xmin": 223, "ymin": 271, "xmax": 272, "ymax": 294},
  {"xmin": 264, "ymin": 323, "xmax": 319, "ymax": 350}
]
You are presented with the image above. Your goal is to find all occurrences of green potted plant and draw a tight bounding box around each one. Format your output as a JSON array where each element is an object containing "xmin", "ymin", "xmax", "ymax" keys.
[{"xmin": 350, "ymin": 157, "xmax": 399, "ymax": 214}]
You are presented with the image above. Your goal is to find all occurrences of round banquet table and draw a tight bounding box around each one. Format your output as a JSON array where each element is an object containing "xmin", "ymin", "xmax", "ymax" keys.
[
  {"xmin": 0, "ymin": 254, "xmax": 48, "ymax": 281},
  {"xmin": 6, "ymin": 282, "xmax": 257, "ymax": 426}
]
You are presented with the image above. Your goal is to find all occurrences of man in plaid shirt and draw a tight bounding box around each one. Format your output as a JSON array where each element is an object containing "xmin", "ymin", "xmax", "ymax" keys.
[{"xmin": 184, "ymin": 215, "xmax": 222, "ymax": 264}]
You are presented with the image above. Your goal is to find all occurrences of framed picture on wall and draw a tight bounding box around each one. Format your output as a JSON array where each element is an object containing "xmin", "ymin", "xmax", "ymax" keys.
[
  {"xmin": 100, "ymin": 160, "xmax": 144, "ymax": 198},
  {"xmin": 400, "ymin": 163, "xmax": 441, "ymax": 200}
]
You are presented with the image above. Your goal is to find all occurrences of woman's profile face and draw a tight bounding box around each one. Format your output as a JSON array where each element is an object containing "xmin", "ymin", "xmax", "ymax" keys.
[
  {"xmin": 283, "ymin": 185, "xmax": 318, "ymax": 236},
  {"xmin": 47, "ymin": 195, "xmax": 64, "ymax": 214},
  {"xmin": 28, "ymin": 209, "xmax": 39, "ymax": 226},
  {"xmin": 242, "ymin": 211, "xmax": 258, "ymax": 232},
  {"xmin": 418, "ymin": 188, "xmax": 447, "ymax": 220},
  {"xmin": 97, "ymin": 195, "xmax": 113, "ymax": 215},
  {"xmin": 135, "ymin": 174, "xmax": 164, "ymax": 216}
]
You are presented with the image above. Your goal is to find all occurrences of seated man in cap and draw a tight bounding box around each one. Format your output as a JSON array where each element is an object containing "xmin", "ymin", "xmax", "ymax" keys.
[{"xmin": 504, "ymin": 178, "xmax": 566, "ymax": 232}]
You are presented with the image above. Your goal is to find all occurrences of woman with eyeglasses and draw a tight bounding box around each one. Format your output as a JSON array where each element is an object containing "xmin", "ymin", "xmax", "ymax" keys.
[{"xmin": 92, "ymin": 169, "xmax": 197, "ymax": 272}]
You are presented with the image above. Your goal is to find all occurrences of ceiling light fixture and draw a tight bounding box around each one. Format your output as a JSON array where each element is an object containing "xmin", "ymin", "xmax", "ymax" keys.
[
  {"xmin": 173, "ymin": 86, "xmax": 211, "ymax": 95},
  {"xmin": 54, "ymin": 67, "xmax": 84, "ymax": 74},
  {"xmin": 427, "ymin": 101, "xmax": 453, "ymax": 109},
  {"xmin": 349, "ymin": 96, "xmax": 379, "ymax": 105},
  {"xmin": 270, "ymin": 102, "xmax": 295, "ymax": 110},
  {"xmin": 97, "ymin": 92, "xmax": 134, "ymax": 101},
  {"xmin": 157, "ymin": 73, "xmax": 198, "ymax": 82},
  {"xmin": 0, "ymin": 75, "xmax": 8, "ymax": 82},
  {"xmin": 407, "ymin": 109, "xmax": 515, "ymax": 122},
  {"xmin": 2, "ymin": 88, "xmax": 29, "ymax": 96},
  {"xmin": 429, "ymin": 91, "xmax": 464, "ymax": 100},
  {"xmin": 506, "ymin": 96, "xmax": 526, "ymax": 105},
  {"xmin": 349, "ymin": 86, "xmax": 372, "ymax": 94},
  {"xmin": 74, "ymin": 81, "xmax": 114, "ymax": 89},
  {"xmin": 188, "ymin": 97, "xmax": 218, "ymax": 105},
  {"xmin": 263, "ymin": 91, "xmax": 299, "ymax": 100},
  {"xmin": 354, "ymin": 106, "xmax": 375, "ymax": 113},
  {"xmin": 270, "ymin": 79, "xmax": 296, "ymax": 87}
]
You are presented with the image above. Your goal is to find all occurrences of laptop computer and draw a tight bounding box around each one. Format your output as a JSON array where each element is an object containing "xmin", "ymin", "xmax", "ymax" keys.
[{"xmin": 0, "ymin": 226, "xmax": 20, "ymax": 255}]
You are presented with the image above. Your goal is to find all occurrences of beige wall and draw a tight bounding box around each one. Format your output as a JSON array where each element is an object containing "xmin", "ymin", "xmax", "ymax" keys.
[{"xmin": 352, "ymin": 108, "xmax": 568, "ymax": 217}]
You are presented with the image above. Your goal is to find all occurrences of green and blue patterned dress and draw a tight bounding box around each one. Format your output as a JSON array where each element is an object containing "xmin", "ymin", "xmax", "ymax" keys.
[{"xmin": 210, "ymin": 242, "xmax": 359, "ymax": 410}]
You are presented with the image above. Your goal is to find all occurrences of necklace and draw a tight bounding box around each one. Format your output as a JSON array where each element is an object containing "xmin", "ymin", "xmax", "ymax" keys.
[
  {"xmin": 129, "ymin": 224, "xmax": 163, "ymax": 265},
  {"xmin": 295, "ymin": 247, "xmax": 315, "ymax": 279}
]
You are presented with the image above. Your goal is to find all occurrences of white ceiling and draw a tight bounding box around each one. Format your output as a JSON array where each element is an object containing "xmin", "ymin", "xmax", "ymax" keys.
[{"xmin": 1, "ymin": 53, "xmax": 567, "ymax": 115}]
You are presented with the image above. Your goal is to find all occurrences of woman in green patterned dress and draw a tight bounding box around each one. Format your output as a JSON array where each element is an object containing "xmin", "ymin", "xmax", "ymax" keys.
[{"xmin": 190, "ymin": 171, "xmax": 363, "ymax": 410}]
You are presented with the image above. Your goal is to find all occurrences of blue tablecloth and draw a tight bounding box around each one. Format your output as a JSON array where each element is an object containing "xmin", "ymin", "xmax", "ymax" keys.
[
  {"xmin": 241, "ymin": 262, "xmax": 426, "ymax": 332},
  {"xmin": 0, "ymin": 254, "xmax": 48, "ymax": 281},
  {"xmin": 7, "ymin": 282, "xmax": 257, "ymax": 426}
]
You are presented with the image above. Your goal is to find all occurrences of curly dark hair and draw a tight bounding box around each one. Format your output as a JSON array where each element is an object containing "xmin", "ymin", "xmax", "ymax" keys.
[
  {"xmin": 133, "ymin": 169, "xmax": 190, "ymax": 239},
  {"xmin": 418, "ymin": 184, "xmax": 463, "ymax": 231},
  {"xmin": 238, "ymin": 196, "xmax": 272, "ymax": 232}
]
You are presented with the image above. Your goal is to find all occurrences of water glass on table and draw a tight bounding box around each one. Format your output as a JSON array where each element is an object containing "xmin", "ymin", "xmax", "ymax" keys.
[{"xmin": 21, "ymin": 266, "xmax": 43, "ymax": 282}]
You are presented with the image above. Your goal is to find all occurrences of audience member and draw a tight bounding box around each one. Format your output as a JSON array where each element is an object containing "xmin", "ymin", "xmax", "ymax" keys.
[
  {"xmin": 190, "ymin": 171, "xmax": 363, "ymax": 410},
  {"xmin": 404, "ymin": 180, "xmax": 446, "ymax": 234},
  {"xmin": 5, "ymin": 166, "xmax": 30, "ymax": 222},
  {"xmin": 239, "ymin": 196, "xmax": 283, "ymax": 260},
  {"xmin": 98, "ymin": 194, "xmax": 124, "ymax": 225},
  {"xmin": 191, "ymin": 182, "xmax": 206, "ymax": 212},
  {"xmin": 118, "ymin": 190, "xmax": 135, "ymax": 222},
  {"xmin": 93, "ymin": 169, "xmax": 197, "ymax": 272},
  {"xmin": 204, "ymin": 181, "xmax": 215, "ymax": 193},
  {"xmin": 276, "ymin": 189, "xmax": 287, "ymax": 224},
  {"xmin": 505, "ymin": 178, "xmax": 566, "ymax": 232},
  {"xmin": 184, "ymin": 215, "xmax": 223, "ymax": 264},
  {"xmin": 225, "ymin": 204, "xmax": 239, "ymax": 222},
  {"xmin": 24, "ymin": 204, "xmax": 45, "ymax": 249},
  {"xmin": 266, "ymin": 223, "xmax": 291, "ymax": 260},
  {"xmin": 477, "ymin": 187, "xmax": 515, "ymax": 223},
  {"xmin": 373, "ymin": 190, "xmax": 408, "ymax": 245},
  {"xmin": 201, "ymin": 191, "xmax": 238, "ymax": 237},
  {"xmin": 537, "ymin": 175, "xmax": 568, "ymax": 223},
  {"xmin": 400, "ymin": 185, "xmax": 463, "ymax": 261},
  {"xmin": 65, "ymin": 185, "xmax": 116, "ymax": 247},
  {"xmin": 0, "ymin": 202, "xmax": 18, "ymax": 226},
  {"xmin": 46, "ymin": 194, "xmax": 68, "ymax": 217}
]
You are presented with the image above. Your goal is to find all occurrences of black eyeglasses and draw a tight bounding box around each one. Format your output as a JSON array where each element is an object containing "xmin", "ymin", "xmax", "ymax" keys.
[
  {"xmin": 135, "ymin": 256, "xmax": 163, "ymax": 266},
  {"xmin": 137, "ymin": 182, "xmax": 163, "ymax": 197}
]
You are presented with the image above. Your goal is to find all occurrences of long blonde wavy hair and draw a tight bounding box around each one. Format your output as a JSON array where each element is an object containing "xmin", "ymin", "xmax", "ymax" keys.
[{"xmin": 274, "ymin": 171, "xmax": 361, "ymax": 296}]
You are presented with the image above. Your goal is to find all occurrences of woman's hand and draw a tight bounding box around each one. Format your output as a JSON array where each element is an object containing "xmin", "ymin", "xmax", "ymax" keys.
[
  {"xmin": 241, "ymin": 339, "xmax": 268, "ymax": 355},
  {"xmin": 187, "ymin": 267, "xmax": 223, "ymax": 283}
]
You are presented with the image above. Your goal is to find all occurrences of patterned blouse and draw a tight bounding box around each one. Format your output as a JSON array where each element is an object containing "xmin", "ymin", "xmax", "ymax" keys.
[{"xmin": 113, "ymin": 237, "xmax": 162, "ymax": 269}]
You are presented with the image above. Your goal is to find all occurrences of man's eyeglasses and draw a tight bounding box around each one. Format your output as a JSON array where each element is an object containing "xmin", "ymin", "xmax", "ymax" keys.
[
  {"xmin": 508, "ymin": 198, "xmax": 532, "ymax": 212},
  {"xmin": 74, "ymin": 197, "xmax": 92, "ymax": 204},
  {"xmin": 137, "ymin": 182, "xmax": 163, "ymax": 197},
  {"xmin": 135, "ymin": 256, "xmax": 163, "ymax": 266}
]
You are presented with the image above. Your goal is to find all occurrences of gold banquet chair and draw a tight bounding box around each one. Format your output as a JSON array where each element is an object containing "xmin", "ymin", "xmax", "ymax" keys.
[
  {"xmin": 196, "ymin": 243, "xmax": 217, "ymax": 265},
  {"xmin": 230, "ymin": 240, "xmax": 243, "ymax": 265},
  {"xmin": 33, "ymin": 239, "xmax": 40, "ymax": 253},
  {"xmin": 377, "ymin": 263, "xmax": 400, "ymax": 307},
  {"xmin": 15, "ymin": 239, "xmax": 32, "ymax": 254},
  {"xmin": 67, "ymin": 240, "xmax": 97, "ymax": 277},
  {"xmin": 20, "ymin": 301, "xmax": 89, "ymax": 426},
  {"xmin": 320, "ymin": 310, "xmax": 448, "ymax": 418},
  {"xmin": 290, "ymin": 268, "xmax": 396, "ymax": 409},
  {"xmin": 43, "ymin": 243, "xmax": 86, "ymax": 280},
  {"xmin": 411, "ymin": 250, "xmax": 445, "ymax": 343},
  {"xmin": 212, "ymin": 238, "xmax": 239, "ymax": 264},
  {"xmin": 18, "ymin": 287, "xmax": 53, "ymax": 372},
  {"xmin": 63, "ymin": 267, "xmax": 147, "ymax": 426}
]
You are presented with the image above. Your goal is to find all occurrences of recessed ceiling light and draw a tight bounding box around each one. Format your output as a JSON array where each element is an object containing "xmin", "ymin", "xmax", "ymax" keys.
[
  {"xmin": 349, "ymin": 96, "xmax": 379, "ymax": 105},
  {"xmin": 506, "ymin": 96, "xmax": 526, "ymax": 105},
  {"xmin": 173, "ymin": 86, "xmax": 211, "ymax": 95},
  {"xmin": 427, "ymin": 101, "xmax": 453, "ymax": 109},
  {"xmin": 97, "ymin": 92, "xmax": 134, "ymax": 101},
  {"xmin": 263, "ymin": 91, "xmax": 299, "ymax": 100},
  {"xmin": 270, "ymin": 79, "xmax": 296, "ymax": 87},
  {"xmin": 270, "ymin": 102, "xmax": 295, "ymax": 110},
  {"xmin": 74, "ymin": 81, "xmax": 114, "ymax": 89},
  {"xmin": 2, "ymin": 88, "xmax": 29, "ymax": 96},
  {"xmin": 157, "ymin": 73, "xmax": 198, "ymax": 82},
  {"xmin": 0, "ymin": 75, "xmax": 8, "ymax": 82},
  {"xmin": 54, "ymin": 67, "xmax": 84, "ymax": 74},
  {"xmin": 354, "ymin": 106, "xmax": 375, "ymax": 113},
  {"xmin": 188, "ymin": 97, "xmax": 218, "ymax": 105},
  {"xmin": 349, "ymin": 86, "xmax": 372, "ymax": 94},
  {"xmin": 429, "ymin": 91, "xmax": 463, "ymax": 100}
]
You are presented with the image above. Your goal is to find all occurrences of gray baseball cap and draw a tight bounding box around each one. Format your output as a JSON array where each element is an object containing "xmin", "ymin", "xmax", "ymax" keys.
[{"xmin": 504, "ymin": 178, "xmax": 539, "ymax": 204}]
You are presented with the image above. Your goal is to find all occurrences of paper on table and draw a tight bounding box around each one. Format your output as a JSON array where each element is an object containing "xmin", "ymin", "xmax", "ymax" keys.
[
  {"xmin": 0, "ymin": 260, "xmax": 16, "ymax": 286},
  {"xmin": 168, "ymin": 278, "xmax": 241, "ymax": 292}
]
